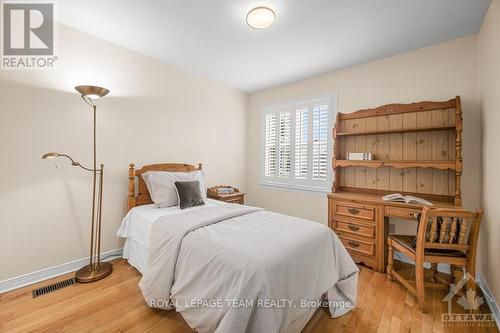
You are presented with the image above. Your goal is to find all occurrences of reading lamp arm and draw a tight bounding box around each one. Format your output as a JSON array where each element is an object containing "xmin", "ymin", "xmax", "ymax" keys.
[{"xmin": 42, "ymin": 153, "xmax": 100, "ymax": 173}]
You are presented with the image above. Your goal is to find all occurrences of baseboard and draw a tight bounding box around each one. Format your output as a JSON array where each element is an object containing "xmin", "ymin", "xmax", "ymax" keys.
[
  {"xmin": 0, "ymin": 248, "xmax": 123, "ymax": 294},
  {"xmin": 476, "ymin": 272, "xmax": 500, "ymax": 329}
]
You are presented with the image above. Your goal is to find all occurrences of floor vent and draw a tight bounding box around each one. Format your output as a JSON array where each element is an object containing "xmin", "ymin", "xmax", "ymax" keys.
[{"xmin": 32, "ymin": 278, "xmax": 75, "ymax": 298}]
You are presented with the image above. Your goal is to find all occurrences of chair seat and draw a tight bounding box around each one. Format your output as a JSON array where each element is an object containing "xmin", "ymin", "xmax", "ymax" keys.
[{"xmin": 389, "ymin": 234, "xmax": 466, "ymax": 258}]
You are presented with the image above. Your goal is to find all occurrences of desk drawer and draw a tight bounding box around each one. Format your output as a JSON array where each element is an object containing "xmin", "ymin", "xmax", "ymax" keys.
[
  {"xmin": 335, "ymin": 202, "xmax": 376, "ymax": 221},
  {"xmin": 335, "ymin": 220, "xmax": 375, "ymax": 238},
  {"xmin": 385, "ymin": 206, "xmax": 420, "ymax": 220},
  {"xmin": 338, "ymin": 234, "xmax": 376, "ymax": 257}
]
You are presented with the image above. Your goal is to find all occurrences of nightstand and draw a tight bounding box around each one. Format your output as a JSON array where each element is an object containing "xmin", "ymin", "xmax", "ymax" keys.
[{"xmin": 207, "ymin": 186, "xmax": 245, "ymax": 204}]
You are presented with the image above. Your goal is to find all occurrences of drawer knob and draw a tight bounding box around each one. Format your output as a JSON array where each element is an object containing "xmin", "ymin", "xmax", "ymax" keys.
[
  {"xmin": 348, "ymin": 240, "xmax": 360, "ymax": 248},
  {"xmin": 348, "ymin": 208, "xmax": 360, "ymax": 215},
  {"xmin": 348, "ymin": 224, "xmax": 360, "ymax": 231}
]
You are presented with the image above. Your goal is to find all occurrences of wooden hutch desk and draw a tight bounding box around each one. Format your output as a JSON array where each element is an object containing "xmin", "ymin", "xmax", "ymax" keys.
[{"xmin": 328, "ymin": 97, "xmax": 463, "ymax": 272}]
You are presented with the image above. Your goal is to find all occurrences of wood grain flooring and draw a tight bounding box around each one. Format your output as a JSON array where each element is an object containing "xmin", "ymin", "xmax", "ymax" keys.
[{"xmin": 0, "ymin": 260, "xmax": 497, "ymax": 333}]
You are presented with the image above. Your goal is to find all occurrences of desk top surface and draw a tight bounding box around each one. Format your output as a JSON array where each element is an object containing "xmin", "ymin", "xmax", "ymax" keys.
[{"xmin": 328, "ymin": 191, "xmax": 458, "ymax": 209}]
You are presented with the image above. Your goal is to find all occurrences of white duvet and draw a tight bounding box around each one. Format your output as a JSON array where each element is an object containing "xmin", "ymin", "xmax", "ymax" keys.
[{"xmin": 118, "ymin": 203, "xmax": 358, "ymax": 333}]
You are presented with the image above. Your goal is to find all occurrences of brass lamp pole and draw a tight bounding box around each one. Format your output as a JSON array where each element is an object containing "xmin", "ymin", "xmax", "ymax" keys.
[{"xmin": 42, "ymin": 85, "xmax": 112, "ymax": 283}]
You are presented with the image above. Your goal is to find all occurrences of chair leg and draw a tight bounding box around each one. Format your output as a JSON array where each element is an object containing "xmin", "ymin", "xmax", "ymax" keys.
[
  {"xmin": 387, "ymin": 238, "xmax": 394, "ymax": 281},
  {"xmin": 415, "ymin": 259, "xmax": 425, "ymax": 311},
  {"xmin": 466, "ymin": 261, "xmax": 476, "ymax": 292},
  {"xmin": 450, "ymin": 264, "xmax": 456, "ymax": 284},
  {"xmin": 430, "ymin": 263, "xmax": 438, "ymax": 283}
]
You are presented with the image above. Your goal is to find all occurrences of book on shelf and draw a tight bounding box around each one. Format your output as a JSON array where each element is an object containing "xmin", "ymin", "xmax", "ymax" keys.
[
  {"xmin": 208, "ymin": 185, "xmax": 239, "ymax": 196},
  {"xmin": 382, "ymin": 193, "xmax": 433, "ymax": 206},
  {"xmin": 347, "ymin": 152, "xmax": 374, "ymax": 160},
  {"xmin": 217, "ymin": 187, "xmax": 235, "ymax": 194}
]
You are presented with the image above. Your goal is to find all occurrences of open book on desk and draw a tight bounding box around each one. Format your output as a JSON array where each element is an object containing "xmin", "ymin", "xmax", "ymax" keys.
[{"xmin": 382, "ymin": 193, "xmax": 433, "ymax": 206}]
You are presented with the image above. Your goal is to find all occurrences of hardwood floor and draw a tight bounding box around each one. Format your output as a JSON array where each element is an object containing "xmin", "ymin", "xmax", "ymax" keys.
[{"xmin": 0, "ymin": 260, "xmax": 497, "ymax": 333}]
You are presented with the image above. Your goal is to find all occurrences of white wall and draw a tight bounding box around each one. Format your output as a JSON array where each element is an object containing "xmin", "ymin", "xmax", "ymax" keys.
[
  {"xmin": 479, "ymin": 0, "xmax": 500, "ymax": 306},
  {"xmin": 0, "ymin": 25, "xmax": 248, "ymax": 280},
  {"xmin": 246, "ymin": 35, "xmax": 481, "ymax": 237}
]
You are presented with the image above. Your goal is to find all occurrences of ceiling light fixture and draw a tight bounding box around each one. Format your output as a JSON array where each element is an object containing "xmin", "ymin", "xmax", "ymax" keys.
[{"xmin": 246, "ymin": 6, "xmax": 276, "ymax": 29}]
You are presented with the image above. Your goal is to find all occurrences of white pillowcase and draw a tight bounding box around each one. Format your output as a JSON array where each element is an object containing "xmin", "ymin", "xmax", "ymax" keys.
[{"xmin": 142, "ymin": 170, "xmax": 206, "ymax": 208}]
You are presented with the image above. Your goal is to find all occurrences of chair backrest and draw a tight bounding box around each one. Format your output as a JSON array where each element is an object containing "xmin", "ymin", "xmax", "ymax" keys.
[{"xmin": 416, "ymin": 207, "xmax": 483, "ymax": 255}]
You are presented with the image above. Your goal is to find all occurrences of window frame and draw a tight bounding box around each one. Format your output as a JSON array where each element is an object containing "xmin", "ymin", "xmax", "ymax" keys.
[{"xmin": 260, "ymin": 94, "xmax": 337, "ymax": 194}]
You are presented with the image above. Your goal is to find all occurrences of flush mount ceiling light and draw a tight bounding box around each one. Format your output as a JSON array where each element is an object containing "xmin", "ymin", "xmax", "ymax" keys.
[{"xmin": 246, "ymin": 6, "xmax": 276, "ymax": 29}]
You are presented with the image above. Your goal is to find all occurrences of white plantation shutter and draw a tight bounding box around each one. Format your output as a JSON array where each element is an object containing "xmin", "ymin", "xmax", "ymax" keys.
[
  {"xmin": 264, "ymin": 113, "xmax": 277, "ymax": 177},
  {"xmin": 294, "ymin": 108, "xmax": 308, "ymax": 179},
  {"xmin": 262, "ymin": 96, "xmax": 334, "ymax": 191},
  {"xmin": 278, "ymin": 112, "xmax": 292, "ymax": 178},
  {"xmin": 312, "ymin": 104, "xmax": 328, "ymax": 181}
]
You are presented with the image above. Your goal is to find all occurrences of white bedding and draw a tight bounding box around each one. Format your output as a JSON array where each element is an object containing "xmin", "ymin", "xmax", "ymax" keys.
[
  {"xmin": 117, "ymin": 202, "xmax": 358, "ymax": 333},
  {"xmin": 118, "ymin": 199, "xmax": 224, "ymax": 274},
  {"xmin": 118, "ymin": 199, "xmax": 223, "ymax": 248}
]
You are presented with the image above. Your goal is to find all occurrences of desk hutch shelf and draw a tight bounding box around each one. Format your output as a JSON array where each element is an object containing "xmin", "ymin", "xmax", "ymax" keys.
[{"xmin": 328, "ymin": 97, "xmax": 463, "ymax": 272}]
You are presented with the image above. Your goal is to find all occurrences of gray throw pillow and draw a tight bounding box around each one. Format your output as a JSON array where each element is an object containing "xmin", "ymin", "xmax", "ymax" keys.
[{"xmin": 175, "ymin": 180, "xmax": 205, "ymax": 209}]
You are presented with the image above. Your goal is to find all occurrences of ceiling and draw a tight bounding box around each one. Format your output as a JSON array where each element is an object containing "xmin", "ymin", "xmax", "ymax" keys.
[{"xmin": 55, "ymin": 0, "xmax": 491, "ymax": 93}]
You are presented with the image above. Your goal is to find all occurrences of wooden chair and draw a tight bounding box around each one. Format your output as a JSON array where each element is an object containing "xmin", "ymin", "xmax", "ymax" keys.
[{"xmin": 386, "ymin": 207, "xmax": 483, "ymax": 311}]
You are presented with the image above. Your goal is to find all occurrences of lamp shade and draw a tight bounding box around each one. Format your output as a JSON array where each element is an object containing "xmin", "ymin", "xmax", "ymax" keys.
[
  {"xmin": 75, "ymin": 85, "xmax": 109, "ymax": 99},
  {"xmin": 42, "ymin": 152, "xmax": 60, "ymax": 159}
]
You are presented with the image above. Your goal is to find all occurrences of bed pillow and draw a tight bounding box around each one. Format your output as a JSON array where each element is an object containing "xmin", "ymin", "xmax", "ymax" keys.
[
  {"xmin": 174, "ymin": 180, "xmax": 205, "ymax": 209},
  {"xmin": 142, "ymin": 170, "xmax": 206, "ymax": 208}
]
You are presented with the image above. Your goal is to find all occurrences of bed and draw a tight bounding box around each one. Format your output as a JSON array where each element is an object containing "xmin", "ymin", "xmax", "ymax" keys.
[{"xmin": 117, "ymin": 163, "xmax": 359, "ymax": 333}]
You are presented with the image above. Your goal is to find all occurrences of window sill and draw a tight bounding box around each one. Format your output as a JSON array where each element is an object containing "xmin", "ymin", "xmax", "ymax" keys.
[{"xmin": 259, "ymin": 182, "xmax": 330, "ymax": 197}]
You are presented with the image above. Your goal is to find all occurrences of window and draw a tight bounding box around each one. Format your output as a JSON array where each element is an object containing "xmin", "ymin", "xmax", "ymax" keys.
[{"xmin": 261, "ymin": 96, "xmax": 334, "ymax": 192}]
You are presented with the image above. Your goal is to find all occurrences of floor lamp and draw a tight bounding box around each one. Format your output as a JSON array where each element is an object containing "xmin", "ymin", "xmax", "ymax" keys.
[{"xmin": 42, "ymin": 85, "xmax": 112, "ymax": 283}]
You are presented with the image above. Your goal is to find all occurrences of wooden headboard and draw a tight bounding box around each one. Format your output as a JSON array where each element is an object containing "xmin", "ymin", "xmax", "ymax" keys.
[{"xmin": 127, "ymin": 163, "xmax": 202, "ymax": 211}]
